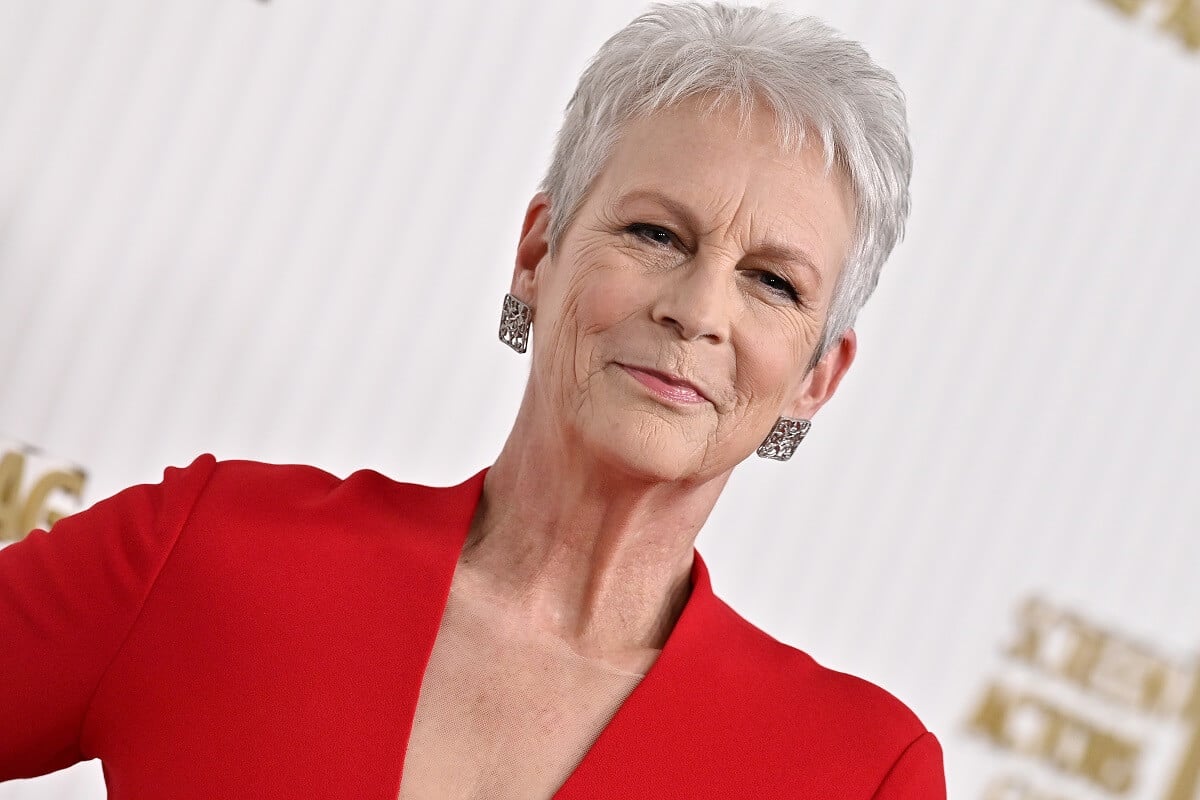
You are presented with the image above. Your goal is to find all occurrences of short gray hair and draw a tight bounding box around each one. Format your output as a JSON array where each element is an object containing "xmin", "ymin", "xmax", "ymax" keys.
[{"xmin": 541, "ymin": 2, "xmax": 913, "ymax": 363}]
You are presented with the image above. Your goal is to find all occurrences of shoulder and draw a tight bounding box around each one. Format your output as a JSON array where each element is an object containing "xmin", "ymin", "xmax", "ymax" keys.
[
  {"xmin": 684, "ymin": 585, "xmax": 941, "ymax": 793},
  {"xmin": 710, "ymin": 592, "xmax": 927, "ymax": 740},
  {"xmin": 156, "ymin": 456, "xmax": 487, "ymax": 560},
  {"xmin": 175, "ymin": 454, "xmax": 370, "ymax": 504},
  {"xmin": 651, "ymin": 566, "xmax": 945, "ymax": 794},
  {"xmin": 103, "ymin": 455, "xmax": 480, "ymax": 628},
  {"xmin": 685, "ymin": 555, "xmax": 929, "ymax": 742},
  {"xmin": 166, "ymin": 454, "xmax": 453, "ymax": 522}
]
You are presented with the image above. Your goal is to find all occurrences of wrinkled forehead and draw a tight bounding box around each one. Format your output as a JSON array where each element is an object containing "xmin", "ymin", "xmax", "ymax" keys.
[
  {"xmin": 594, "ymin": 97, "xmax": 855, "ymax": 225},
  {"xmin": 587, "ymin": 99, "xmax": 857, "ymax": 264}
]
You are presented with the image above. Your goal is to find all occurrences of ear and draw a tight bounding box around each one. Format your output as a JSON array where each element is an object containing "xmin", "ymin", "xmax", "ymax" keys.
[
  {"xmin": 511, "ymin": 192, "xmax": 552, "ymax": 307},
  {"xmin": 785, "ymin": 329, "xmax": 857, "ymax": 420}
]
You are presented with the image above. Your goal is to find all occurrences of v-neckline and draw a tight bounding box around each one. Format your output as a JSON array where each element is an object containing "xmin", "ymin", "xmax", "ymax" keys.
[{"xmin": 384, "ymin": 467, "xmax": 715, "ymax": 800}]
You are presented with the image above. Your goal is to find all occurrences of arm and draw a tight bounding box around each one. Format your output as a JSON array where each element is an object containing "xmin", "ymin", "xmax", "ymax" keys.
[
  {"xmin": 0, "ymin": 455, "xmax": 216, "ymax": 780},
  {"xmin": 871, "ymin": 731, "xmax": 946, "ymax": 800}
]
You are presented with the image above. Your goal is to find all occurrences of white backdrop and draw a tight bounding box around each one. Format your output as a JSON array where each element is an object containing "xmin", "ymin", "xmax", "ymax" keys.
[{"xmin": 1, "ymin": 0, "xmax": 1198, "ymax": 798}]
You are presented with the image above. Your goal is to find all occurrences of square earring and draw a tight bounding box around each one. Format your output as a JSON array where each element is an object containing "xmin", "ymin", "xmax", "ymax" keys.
[
  {"xmin": 756, "ymin": 417, "xmax": 811, "ymax": 461},
  {"xmin": 499, "ymin": 293, "xmax": 532, "ymax": 353}
]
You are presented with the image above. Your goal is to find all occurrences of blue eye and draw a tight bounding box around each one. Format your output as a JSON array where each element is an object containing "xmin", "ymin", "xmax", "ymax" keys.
[
  {"xmin": 627, "ymin": 223, "xmax": 675, "ymax": 247},
  {"xmin": 757, "ymin": 271, "xmax": 799, "ymax": 302}
]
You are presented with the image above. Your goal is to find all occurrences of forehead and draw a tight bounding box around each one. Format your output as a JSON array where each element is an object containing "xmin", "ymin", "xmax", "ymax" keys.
[{"xmin": 589, "ymin": 97, "xmax": 856, "ymax": 264}]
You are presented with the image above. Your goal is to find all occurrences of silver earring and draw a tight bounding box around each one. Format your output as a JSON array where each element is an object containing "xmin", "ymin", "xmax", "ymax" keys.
[
  {"xmin": 756, "ymin": 417, "xmax": 811, "ymax": 461},
  {"xmin": 499, "ymin": 293, "xmax": 532, "ymax": 353}
]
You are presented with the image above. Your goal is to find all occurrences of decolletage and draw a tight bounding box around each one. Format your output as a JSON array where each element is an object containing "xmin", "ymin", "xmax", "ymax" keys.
[{"xmin": 396, "ymin": 565, "xmax": 659, "ymax": 800}]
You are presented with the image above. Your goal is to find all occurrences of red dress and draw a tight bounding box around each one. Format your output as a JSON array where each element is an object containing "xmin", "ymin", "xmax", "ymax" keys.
[{"xmin": 0, "ymin": 455, "xmax": 945, "ymax": 798}]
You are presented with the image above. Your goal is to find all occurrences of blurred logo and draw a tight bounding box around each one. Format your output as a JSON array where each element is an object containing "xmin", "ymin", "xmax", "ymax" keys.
[
  {"xmin": 967, "ymin": 596, "xmax": 1200, "ymax": 799},
  {"xmin": 1099, "ymin": 0, "xmax": 1200, "ymax": 51},
  {"xmin": 0, "ymin": 440, "xmax": 87, "ymax": 542}
]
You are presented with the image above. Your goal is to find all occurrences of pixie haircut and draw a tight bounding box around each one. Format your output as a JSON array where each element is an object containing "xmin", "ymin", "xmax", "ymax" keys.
[{"xmin": 541, "ymin": 2, "xmax": 913, "ymax": 363}]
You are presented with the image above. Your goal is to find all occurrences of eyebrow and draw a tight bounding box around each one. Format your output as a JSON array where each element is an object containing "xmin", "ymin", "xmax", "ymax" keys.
[{"xmin": 614, "ymin": 189, "xmax": 824, "ymax": 290}]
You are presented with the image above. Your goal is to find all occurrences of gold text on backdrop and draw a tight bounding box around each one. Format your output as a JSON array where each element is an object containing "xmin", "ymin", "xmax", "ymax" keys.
[
  {"xmin": 967, "ymin": 597, "xmax": 1200, "ymax": 799},
  {"xmin": 0, "ymin": 443, "xmax": 87, "ymax": 542},
  {"xmin": 1099, "ymin": 0, "xmax": 1200, "ymax": 50}
]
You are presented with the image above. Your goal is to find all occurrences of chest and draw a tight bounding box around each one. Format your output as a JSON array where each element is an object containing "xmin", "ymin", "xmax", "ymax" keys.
[{"xmin": 396, "ymin": 578, "xmax": 648, "ymax": 800}]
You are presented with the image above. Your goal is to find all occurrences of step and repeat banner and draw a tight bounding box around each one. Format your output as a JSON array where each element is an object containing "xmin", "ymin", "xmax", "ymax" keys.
[{"xmin": 1, "ymin": 0, "xmax": 1197, "ymax": 797}]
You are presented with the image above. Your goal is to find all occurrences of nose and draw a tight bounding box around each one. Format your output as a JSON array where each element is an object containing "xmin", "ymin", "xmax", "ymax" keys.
[{"xmin": 650, "ymin": 256, "xmax": 733, "ymax": 344}]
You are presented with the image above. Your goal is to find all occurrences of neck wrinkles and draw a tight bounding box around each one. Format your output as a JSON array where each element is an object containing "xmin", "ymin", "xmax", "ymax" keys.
[{"xmin": 462, "ymin": 423, "xmax": 729, "ymax": 654}]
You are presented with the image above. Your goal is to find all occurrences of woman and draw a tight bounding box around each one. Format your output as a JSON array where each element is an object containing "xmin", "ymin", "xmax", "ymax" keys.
[{"xmin": 1, "ymin": 3, "xmax": 944, "ymax": 798}]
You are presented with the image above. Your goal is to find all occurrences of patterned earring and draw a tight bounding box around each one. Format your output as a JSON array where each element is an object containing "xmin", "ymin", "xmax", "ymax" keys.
[
  {"xmin": 756, "ymin": 417, "xmax": 811, "ymax": 461},
  {"xmin": 498, "ymin": 293, "xmax": 532, "ymax": 353}
]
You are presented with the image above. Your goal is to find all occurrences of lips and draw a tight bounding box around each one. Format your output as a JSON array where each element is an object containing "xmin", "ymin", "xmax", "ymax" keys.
[{"xmin": 618, "ymin": 364, "xmax": 710, "ymax": 405}]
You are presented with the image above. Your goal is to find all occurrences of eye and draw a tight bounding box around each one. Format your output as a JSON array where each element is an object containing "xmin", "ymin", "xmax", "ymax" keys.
[
  {"xmin": 755, "ymin": 270, "xmax": 800, "ymax": 303},
  {"xmin": 625, "ymin": 223, "xmax": 677, "ymax": 248}
]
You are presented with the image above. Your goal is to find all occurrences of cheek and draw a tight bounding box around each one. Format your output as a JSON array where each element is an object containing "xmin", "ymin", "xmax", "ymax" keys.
[
  {"xmin": 546, "ymin": 249, "xmax": 648, "ymax": 351},
  {"xmin": 534, "ymin": 252, "xmax": 647, "ymax": 396},
  {"xmin": 578, "ymin": 276, "xmax": 649, "ymax": 333},
  {"xmin": 732, "ymin": 315, "xmax": 815, "ymax": 410}
]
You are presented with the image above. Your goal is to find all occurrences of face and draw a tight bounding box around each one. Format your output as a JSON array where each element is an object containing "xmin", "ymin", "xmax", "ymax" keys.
[{"xmin": 512, "ymin": 97, "xmax": 858, "ymax": 484}]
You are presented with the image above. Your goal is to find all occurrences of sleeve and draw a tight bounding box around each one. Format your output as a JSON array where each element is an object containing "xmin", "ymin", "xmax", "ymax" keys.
[
  {"xmin": 0, "ymin": 454, "xmax": 217, "ymax": 781},
  {"xmin": 871, "ymin": 731, "xmax": 946, "ymax": 800}
]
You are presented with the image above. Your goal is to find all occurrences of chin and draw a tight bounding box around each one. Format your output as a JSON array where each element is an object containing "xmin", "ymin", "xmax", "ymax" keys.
[{"xmin": 577, "ymin": 414, "xmax": 711, "ymax": 484}]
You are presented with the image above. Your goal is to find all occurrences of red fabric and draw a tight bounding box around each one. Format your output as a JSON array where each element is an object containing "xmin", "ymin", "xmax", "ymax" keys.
[{"xmin": 0, "ymin": 455, "xmax": 945, "ymax": 798}]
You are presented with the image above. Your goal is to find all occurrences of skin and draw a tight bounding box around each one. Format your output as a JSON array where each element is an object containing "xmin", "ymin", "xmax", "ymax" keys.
[{"xmin": 459, "ymin": 96, "xmax": 859, "ymax": 666}]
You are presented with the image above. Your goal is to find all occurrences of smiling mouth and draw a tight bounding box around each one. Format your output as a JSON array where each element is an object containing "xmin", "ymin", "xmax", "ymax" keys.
[{"xmin": 618, "ymin": 364, "xmax": 710, "ymax": 406}]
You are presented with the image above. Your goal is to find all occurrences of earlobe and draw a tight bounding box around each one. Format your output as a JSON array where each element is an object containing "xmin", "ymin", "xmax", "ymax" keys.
[
  {"xmin": 511, "ymin": 192, "xmax": 553, "ymax": 303},
  {"xmin": 787, "ymin": 329, "xmax": 858, "ymax": 420}
]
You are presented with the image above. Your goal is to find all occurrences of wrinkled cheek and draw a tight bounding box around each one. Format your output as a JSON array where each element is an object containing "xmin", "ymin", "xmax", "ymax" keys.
[
  {"xmin": 586, "ymin": 274, "xmax": 645, "ymax": 322},
  {"xmin": 784, "ymin": 307, "xmax": 824, "ymax": 361},
  {"xmin": 533, "ymin": 314, "xmax": 582, "ymax": 420},
  {"xmin": 728, "ymin": 353, "xmax": 807, "ymax": 437},
  {"xmin": 534, "ymin": 247, "xmax": 654, "ymax": 424},
  {"xmin": 536, "ymin": 283, "xmax": 600, "ymax": 420},
  {"xmin": 573, "ymin": 262, "xmax": 636, "ymax": 344}
]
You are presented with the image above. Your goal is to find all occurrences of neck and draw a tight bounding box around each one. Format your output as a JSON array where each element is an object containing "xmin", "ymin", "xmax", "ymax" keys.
[{"xmin": 462, "ymin": 401, "xmax": 731, "ymax": 657}]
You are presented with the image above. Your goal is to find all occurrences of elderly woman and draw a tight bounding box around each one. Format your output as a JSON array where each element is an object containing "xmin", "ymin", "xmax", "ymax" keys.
[{"xmin": 0, "ymin": 3, "xmax": 944, "ymax": 798}]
